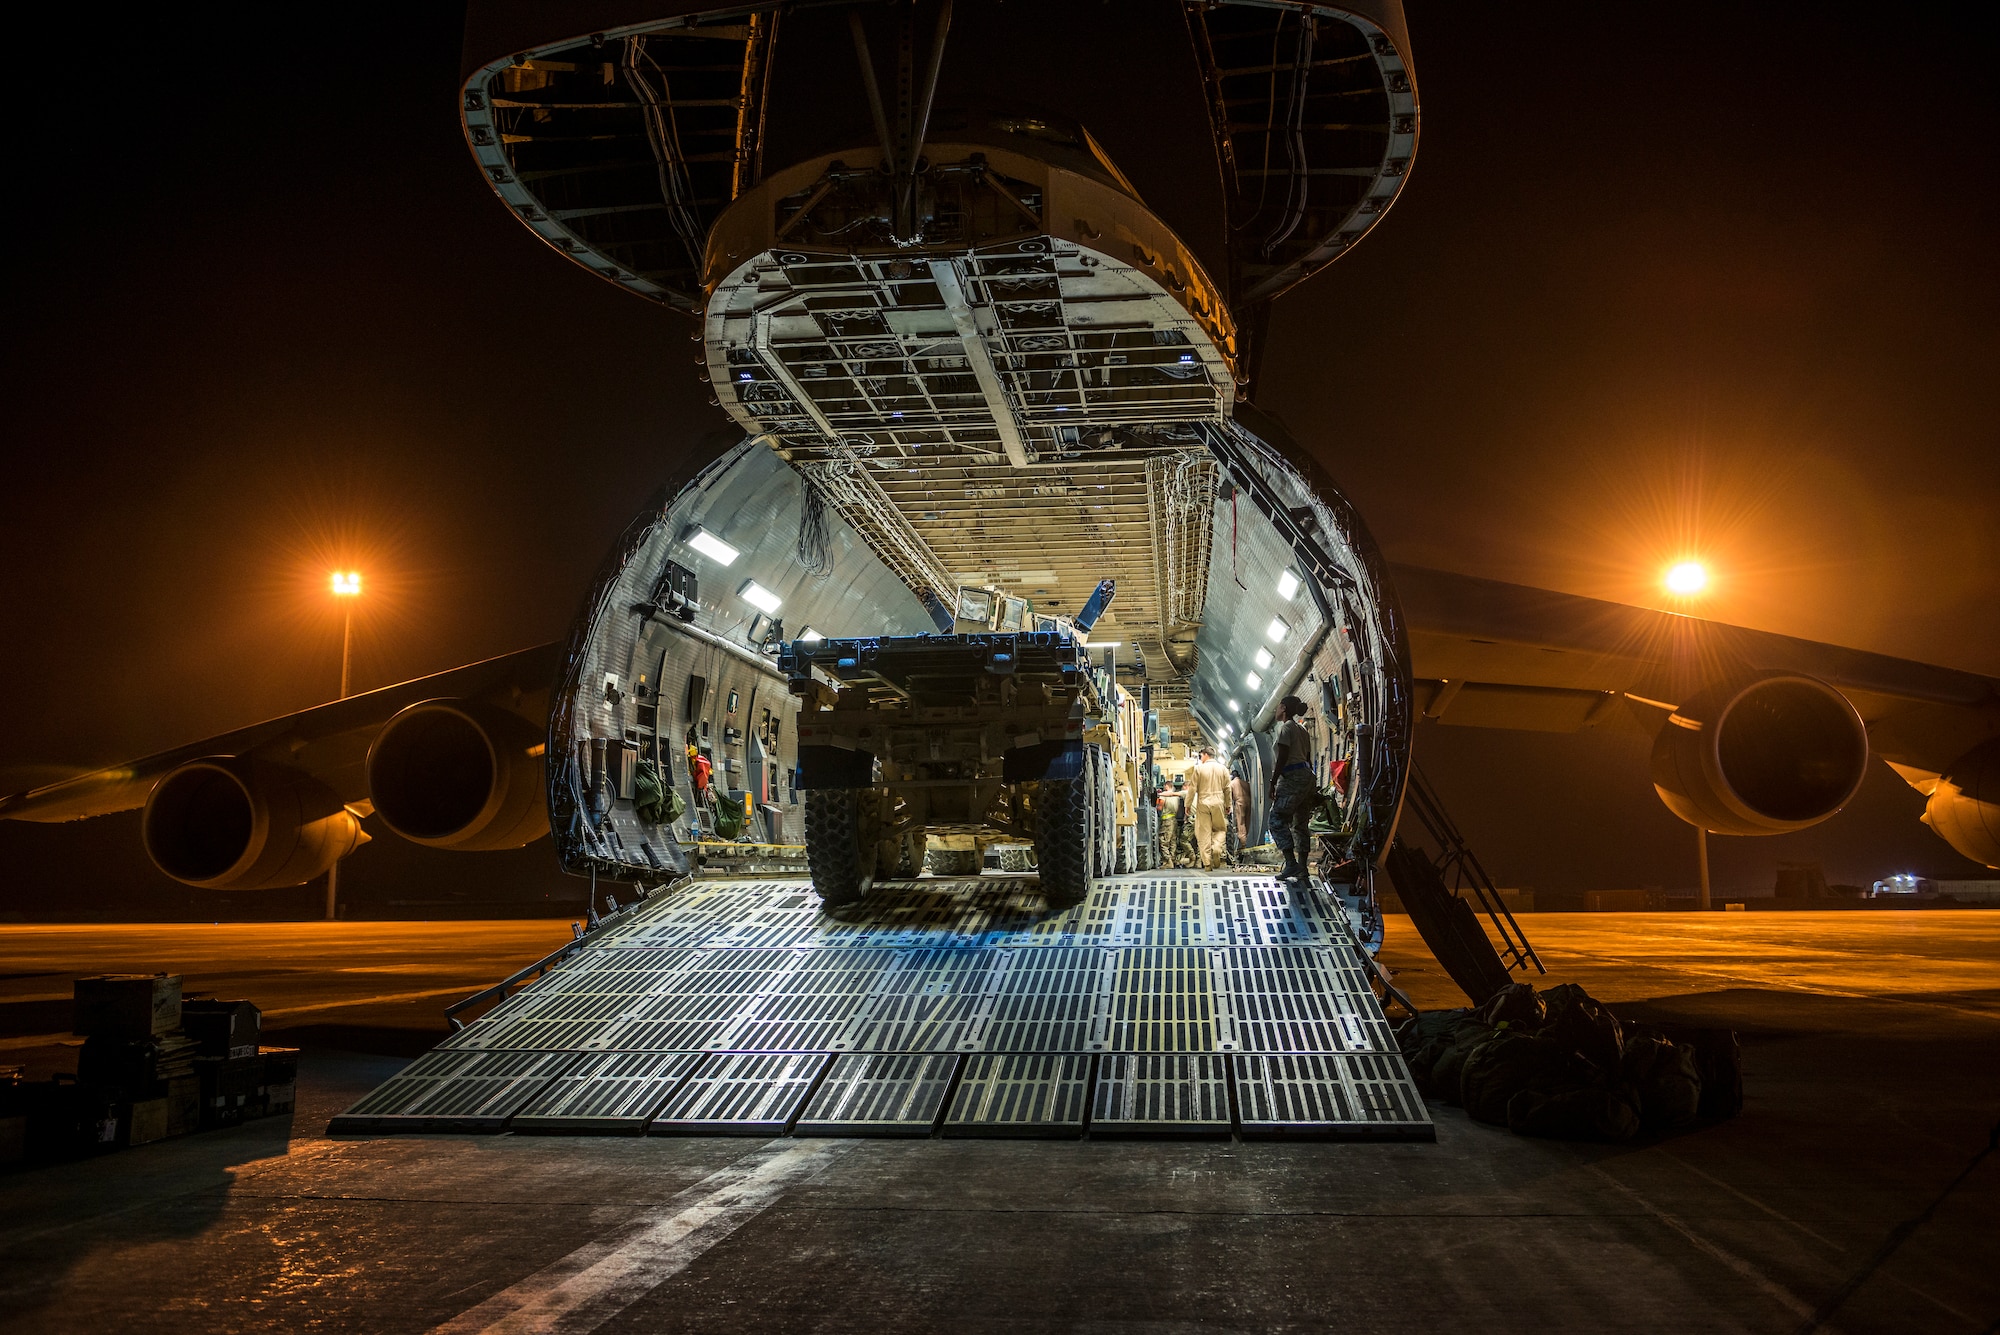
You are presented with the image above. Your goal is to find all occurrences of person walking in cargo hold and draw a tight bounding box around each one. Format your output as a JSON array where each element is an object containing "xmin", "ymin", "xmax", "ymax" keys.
[
  {"xmin": 1267, "ymin": 695, "xmax": 1316, "ymax": 884},
  {"xmin": 1188, "ymin": 746, "xmax": 1232, "ymax": 870}
]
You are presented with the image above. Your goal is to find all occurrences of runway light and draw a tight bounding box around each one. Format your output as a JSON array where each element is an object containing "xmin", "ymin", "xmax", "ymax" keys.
[
  {"xmin": 1265, "ymin": 617, "xmax": 1289, "ymax": 643},
  {"xmin": 1664, "ymin": 561, "xmax": 1708, "ymax": 596},
  {"xmin": 1245, "ymin": 671, "xmax": 1262, "ymax": 689},
  {"xmin": 684, "ymin": 526, "xmax": 740, "ymax": 566},
  {"xmin": 739, "ymin": 580, "xmax": 782, "ymax": 614},
  {"xmin": 1253, "ymin": 647, "xmax": 1273, "ymax": 670},
  {"xmin": 330, "ymin": 570, "xmax": 362, "ymax": 597},
  {"xmin": 1276, "ymin": 569, "xmax": 1300, "ymax": 600}
]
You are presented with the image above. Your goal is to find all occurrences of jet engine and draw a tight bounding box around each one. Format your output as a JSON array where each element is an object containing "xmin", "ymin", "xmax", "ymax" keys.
[
  {"xmin": 1650, "ymin": 672, "xmax": 1868, "ymax": 835},
  {"xmin": 365, "ymin": 699, "xmax": 548, "ymax": 850},
  {"xmin": 142, "ymin": 756, "xmax": 367, "ymax": 890},
  {"xmin": 1919, "ymin": 739, "xmax": 2000, "ymax": 868}
]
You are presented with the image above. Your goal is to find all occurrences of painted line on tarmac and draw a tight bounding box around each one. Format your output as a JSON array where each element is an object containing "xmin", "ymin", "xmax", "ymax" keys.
[
  {"xmin": 1587, "ymin": 1164, "xmax": 1824, "ymax": 1326},
  {"xmin": 431, "ymin": 1138, "xmax": 850, "ymax": 1335}
]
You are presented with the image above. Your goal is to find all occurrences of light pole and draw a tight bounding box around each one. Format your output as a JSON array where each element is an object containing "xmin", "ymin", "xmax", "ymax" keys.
[
  {"xmin": 1696, "ymin": 826, "xmax": 1712, "ymax": 911},
  {"xmin": 328, "ymin": 570, "xmax": 362, "ymax": 919},
  {"xmin": 1663, "ymin": 559, "xmax": 1715, "ymax": 909}
]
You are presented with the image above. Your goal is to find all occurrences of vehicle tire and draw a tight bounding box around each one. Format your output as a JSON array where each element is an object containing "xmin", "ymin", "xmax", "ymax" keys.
[
  {"xmin": 805, "ymin": 788, "xmax": 879, "ymax": 908},
  {"xmin": 1033, "ymin": 775, "xmax": 1094, "ymax": 909},
  {"xmin": 998, "ymin": 845, "xmax": 1035, "ymax": 872},
  {"xmin": 884, "ymin": 827, "xmax": 927, "ymax": 879},
  {"xmin": 1099, "ymin": 754, "xmax": 1118, "ymax": 877},
  {"xmin": 1136, "ymin": 806, "xmax": 1157, "ymax": 873},
  {"xmin": 926, "ymin": 848, "xmax": 981, "ymax": 877},
  {"xmin": 1114, "ymin": 822, "xmax": 1135, "ymax": 875}
]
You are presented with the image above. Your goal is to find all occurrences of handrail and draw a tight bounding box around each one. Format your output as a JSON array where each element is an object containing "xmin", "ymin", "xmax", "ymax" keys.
[{"xmin": 1401, "ymin": 766, "xmax": 1544, "ymax": 975}]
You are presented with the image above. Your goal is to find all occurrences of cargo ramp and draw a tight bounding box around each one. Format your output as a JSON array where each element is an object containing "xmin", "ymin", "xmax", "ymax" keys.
[{"xmin": 331, "ymin": 872, "xmax": 1432, "ymax": 1141}]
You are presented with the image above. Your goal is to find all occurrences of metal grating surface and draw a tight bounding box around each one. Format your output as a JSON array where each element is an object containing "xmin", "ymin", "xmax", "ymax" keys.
[
  {"xmin": 336, "ymin": 875, "xmax": 1432, "ymax": 1141},
  {"xmin": 795, "ymin": 1053, "xmax": 961, "ymax": 1137},
  {"xmin": 510, "ymin": 1052, "xmax": 702, "ymax": 1134},
  {"xmin": 1092, "ymin": 1053, "xmax": 1232, "ymax": 1136},
  {"xmin": 945, "ymin": 1053, "xmax": 1095, "ymax": 1137},
  {"xmin": 1233, "ymin": 1053, "xmax": 1431, "ymax": 1140},
  {"xmin": 649, "ymin": 1052, "xmax": 831, "ymax": 1135},
  {"xmin": 329, "ymin": 1049, "xmax": 580, "ymax": 1133}
]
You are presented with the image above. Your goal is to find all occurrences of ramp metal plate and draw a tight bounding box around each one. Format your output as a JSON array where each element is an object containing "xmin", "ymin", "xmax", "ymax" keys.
[
  {"xmin": 795, "ymin": 1052, "xmax": 961, "ymax": 1136},
  {"xmin": 945, "ymin": 1053, "xmax": 1094, "ymax": 1136},
  {"xmin": 1233, "ymin": 1052, "xmax": 1431, "ymax": 1139},
  {"xmin": 329, "ymin": 1049, "xmax": 579, "ymax": 1134},
  {"xmin": 510, "ymin": 1051, "xmax": 702, "ymax": 1133},
  {"xmin": 1092, "ymin": 1053, "xmax": 1232, "ymax": 1135},
  {"xmin": 337, "ymin": 875, "xmax": 1433, "ymax": 1141},
  {"xmin": 648, "ymin": 1051, "xmax": 830, "ymax": 1135}
]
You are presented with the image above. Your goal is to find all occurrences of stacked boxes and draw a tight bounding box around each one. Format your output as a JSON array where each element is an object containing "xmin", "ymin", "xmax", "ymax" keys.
[{"xmin": 11, "ymin": 976, "xmax": 296, "ymax": 1163}]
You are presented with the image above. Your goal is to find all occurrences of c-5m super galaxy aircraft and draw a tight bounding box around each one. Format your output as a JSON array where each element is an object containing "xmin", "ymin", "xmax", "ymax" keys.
[{"xmin": 5, "ymin": 1, "xmax": 1998, "ymax": 974}]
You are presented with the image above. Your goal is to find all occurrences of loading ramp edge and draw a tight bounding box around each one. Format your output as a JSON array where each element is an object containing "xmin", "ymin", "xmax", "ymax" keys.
[{"xmin": 336, "ymin": 873, "xmax": 1434, "ymax": 1143}]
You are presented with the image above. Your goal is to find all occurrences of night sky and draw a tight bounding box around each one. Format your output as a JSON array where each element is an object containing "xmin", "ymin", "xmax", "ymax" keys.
[{"xmin": 2, "ymin": 2, "xmax": 1994, "ymax": 914}]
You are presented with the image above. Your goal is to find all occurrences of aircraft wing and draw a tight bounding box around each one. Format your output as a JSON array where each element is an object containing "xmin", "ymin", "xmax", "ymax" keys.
[
  {"xmin": 1390, "ymin": 564, "xmax": 2000, "ymax": 778},
  {"xmin": 0, "ymin": 643, "xmax": 564, "ymax": 824}
]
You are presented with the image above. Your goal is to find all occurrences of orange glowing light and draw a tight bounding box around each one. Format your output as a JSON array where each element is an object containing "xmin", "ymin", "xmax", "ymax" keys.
[
  {"xmin": 1664, "ymin": 561, "xmax": 1708, "ymax": 596},
  {"xmin": 331, "ymin": 570, "xmax": 363, "ymax": 597}
]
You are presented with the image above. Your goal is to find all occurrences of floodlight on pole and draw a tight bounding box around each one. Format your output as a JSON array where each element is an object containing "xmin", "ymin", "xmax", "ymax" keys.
[
  {"xmin": 1664, "ymin": 561, "xmax": 1708, "ymax": 596},
  {"xmin": 326, "ymin": 569, "xmax": 362, "ymax": 922},
  {"xmin": 330, "ymin": 571, "xmax": 362, "ymax": 699}
]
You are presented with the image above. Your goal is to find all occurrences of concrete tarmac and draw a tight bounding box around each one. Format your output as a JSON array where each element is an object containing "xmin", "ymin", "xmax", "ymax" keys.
[{"xmin": 2, "ymin": 907, "xmax": 1996, "ymax": 1333}]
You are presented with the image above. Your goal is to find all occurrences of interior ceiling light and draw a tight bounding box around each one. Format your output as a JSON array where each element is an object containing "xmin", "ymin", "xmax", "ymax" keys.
[
  {"xmin": 1254, "ymin": 647, "xmax": 1273, "ymax": 670},
  {"xmin": 798, "ymin": 626, "xmax": 824, "ymax": 642},
  {"xmin": 1276, "ymin": 569, "xmax": 1301, "ymax": 600},
  {"xmin": 1226, "ymin": 699, "xmax": 1241, "ymax": 713},
  {"xmin": 1265, "ymin": 617, "xmax": 1289, "ymax": 643},
  {"xmin": 739, "ymin": 580, "xmax": 782, "ymax": 614},
  {"xmin": 684, "ymin": 526, "xmax": 740, "ymax": 566},
  {"xmin": 1245, "ymin": 671, "xmax": 1263, "ymax": 689}
]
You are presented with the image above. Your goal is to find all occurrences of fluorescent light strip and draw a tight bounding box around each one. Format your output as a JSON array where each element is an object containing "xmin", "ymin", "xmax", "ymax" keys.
[
  {"xmin": 740, "ymin": 580, "xmax": 782, "ymax": 614},
  {"xmin": 684, "ymin": 526, "xmax": 740, "ymax": 565}
]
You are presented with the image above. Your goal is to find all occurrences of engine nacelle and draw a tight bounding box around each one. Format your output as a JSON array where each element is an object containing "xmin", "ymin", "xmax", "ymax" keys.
[
  {"xmin": 365, "ymin": 699, "xmax": 548, "ymax": 850},
  {"xmin": 1921, "ymin": 739, "xmax": 2000, "ymax": 868},
  {"xmin": 1651, "ymin": 672, "xmax": 1868, "ymax": 835},
  {"xmin": 142, "ymin": 757, "xmax": 367, "ymax": 890}
]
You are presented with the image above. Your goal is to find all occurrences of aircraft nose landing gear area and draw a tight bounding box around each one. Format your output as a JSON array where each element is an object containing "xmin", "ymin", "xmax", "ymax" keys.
[{"xmin": 329, "ymin": 872, "xmax": 1431, "ymax": 1141}]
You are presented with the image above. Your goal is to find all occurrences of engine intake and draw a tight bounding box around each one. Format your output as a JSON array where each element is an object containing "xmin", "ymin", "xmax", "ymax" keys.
[
  {"xmin": 142, "ymin": 757, "xmax": 366, "ymax": 890},
  {"xmin": 1651, "ymin": 673, "xmax": 1868, "ymax": 835},
  {"xmin": 366, "ymin": 699, "xmax": 548, "ymax": 850}
]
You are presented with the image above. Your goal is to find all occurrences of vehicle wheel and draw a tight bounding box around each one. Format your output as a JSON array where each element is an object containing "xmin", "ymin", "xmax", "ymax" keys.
[
  {"xmin": 805, "ymin": 788, "xmax": 879, "ymax": 907},
  {"xmin": 926, "ymin": 848, "xmax": 981, "ymax": 877},
  {"xmin": 1114, "ymin": 821, "xmax": 1134, "ymax": 875},
  {"xmin": 1136, "ymin": 807, "xmax": 1157, "ymax": 872},
  {"xmin": 1101, "ymin": 766, "xmax": 1118, "ymax": 874},
  {"xmin": 1086, "ymin": 749, "xmax": 1112, "ymax": 878},
  {"xmin": 998, "ymin": 845, "xmax": 1035, "ymax": 872},
  {"xmin": 1033, "ymin": 775, "xmax": 1094, "ymax": 909},
  {"xmin": 883, "ymin": 827, "xmax": 927, "ymax": 879}
]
